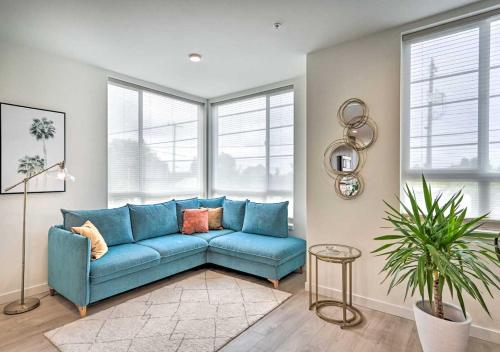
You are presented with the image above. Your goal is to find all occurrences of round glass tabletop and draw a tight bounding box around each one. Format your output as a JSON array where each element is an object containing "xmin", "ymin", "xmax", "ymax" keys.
[{"xmin": 309, "ymin": 244, "xmax": 361, "ymax": 260}]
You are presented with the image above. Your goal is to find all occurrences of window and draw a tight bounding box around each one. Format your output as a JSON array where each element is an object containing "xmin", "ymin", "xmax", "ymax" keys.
[
  {"xmin": 108, "ymin": 80, "xmax": 205, "ymax": 207},
  {"xmin": 210, "ymin": 88, "xmax": 294, "ymax": 214},
  {"xmin": 401, "ymin": 10, "xmax": 500, "ymax": 219}
]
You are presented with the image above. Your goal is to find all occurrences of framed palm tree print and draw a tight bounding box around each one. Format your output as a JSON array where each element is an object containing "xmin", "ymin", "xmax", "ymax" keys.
[{"xmin": 0, "ymin": 103, "xmax": 66, "ymax": 194}]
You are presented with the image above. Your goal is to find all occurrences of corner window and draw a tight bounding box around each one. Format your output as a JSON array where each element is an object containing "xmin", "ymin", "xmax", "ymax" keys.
[{"xmin": 210, "ymin": 88, "xmax": 294, "ymax": 215}]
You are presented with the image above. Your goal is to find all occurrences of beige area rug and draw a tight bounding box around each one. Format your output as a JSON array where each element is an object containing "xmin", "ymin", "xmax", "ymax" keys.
[{"xmin": 45, "ymin": 270, "xmax": 291, "ymax": 352}]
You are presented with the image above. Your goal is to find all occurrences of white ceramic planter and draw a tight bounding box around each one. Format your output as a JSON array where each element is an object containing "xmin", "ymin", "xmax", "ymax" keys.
[{"xmin": 413, "ymin": 301, "xmax": 472, "ymax": 352}]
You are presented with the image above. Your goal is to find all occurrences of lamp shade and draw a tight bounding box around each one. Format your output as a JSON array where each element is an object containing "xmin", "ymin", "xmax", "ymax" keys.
[
  {"xmin": 46, "ymin": 162, "xmax": 75, "ymax": 182},
  {"xmin": 56, "ymin": 167, "xmax": 75, "ymax": 182}
]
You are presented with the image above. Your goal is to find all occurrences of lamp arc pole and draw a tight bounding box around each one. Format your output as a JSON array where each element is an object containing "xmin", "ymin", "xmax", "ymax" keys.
[{"xmin": 3, "ymin": 161, "xmax": 67, "ymax": 315}]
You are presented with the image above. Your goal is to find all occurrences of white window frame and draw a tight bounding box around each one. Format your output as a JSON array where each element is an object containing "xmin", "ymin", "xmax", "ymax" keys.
[
  {"xmin": 107, "ymin": 78, "xmax": 207, "ymax": 206},
  {"xmin": 208, "ymin": 85, "xmax": 295, "ymax": 219},
  {"xmin": 401, "ymin": 8, "xmax": 500, "ymax": 219}
]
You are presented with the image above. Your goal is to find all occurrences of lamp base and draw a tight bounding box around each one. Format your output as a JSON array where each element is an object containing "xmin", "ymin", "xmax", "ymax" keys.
[{"xmin": 3, "ymin": 297, "xmax": 40, "ymax": 315}]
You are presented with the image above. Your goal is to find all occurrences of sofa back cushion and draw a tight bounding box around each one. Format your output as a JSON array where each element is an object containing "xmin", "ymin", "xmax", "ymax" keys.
[
  {"xmin": 128, "ymin": 201, "xmax": 178, "ymax": 241},
  {"xmin": 175, "ymin": 198, "xmax": 200, "ymax": 230},
  {"xmin": 222, "ymin": 199, "xmax": 247, "ymax": 231},
  {"xmin": 242, "ymin": 201, "xmax": 289, "ymax": 238},
  {"xmin": 199, "ymin": 196, "xmax": 225, "ymax": 208},
  {"xmin": 61, "ymin": 206, "xmax": 134, "ymax": 246}
]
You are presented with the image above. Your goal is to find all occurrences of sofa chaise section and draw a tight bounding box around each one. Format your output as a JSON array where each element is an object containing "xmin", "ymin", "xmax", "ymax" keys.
[{"xmin": 207, "ymin": 231, "xmax": 306, "ymax": 288}]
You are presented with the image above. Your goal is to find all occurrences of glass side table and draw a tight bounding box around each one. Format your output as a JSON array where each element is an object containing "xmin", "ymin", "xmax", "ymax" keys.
[{"xmin": 308, "ymin": 244, "xmax": 363, "ymax": 328}]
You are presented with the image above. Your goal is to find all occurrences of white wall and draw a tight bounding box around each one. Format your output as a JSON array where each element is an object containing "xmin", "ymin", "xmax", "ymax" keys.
[
  {"xmin": 306, "ymin": 2, "xmax": 500, "ymax": 343},
  {"xmin": 0, "ymin": 39, "xmax": 109, "ymax": 302}
]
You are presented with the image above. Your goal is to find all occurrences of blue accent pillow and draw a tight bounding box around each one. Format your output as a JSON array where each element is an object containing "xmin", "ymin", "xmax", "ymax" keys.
[
  {"xmin": 128, "ymin": 201, "xmax": 178, "ymax": 241},
  {"xmin": 199, "ymin": 196, "xmax": 226, "ymax": 208},
  {"xmin": 222, "ymin": 199, "xmax": 248, "ymax": 231},
  {"xmin": 242, "ymin": 201, "xmax": 289, "ymax": 238},
  {"xmin": 175, "ymin": 198, "xmax": 200, "ymax": 230},
  {"xmin": 61, "ymin": 206, "xmax": 134, "ymax": 246}
]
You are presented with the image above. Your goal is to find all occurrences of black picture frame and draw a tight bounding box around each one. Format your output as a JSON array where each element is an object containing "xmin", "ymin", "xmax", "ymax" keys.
[{"xmin": 0, "ymin": 102, "xmax": 66, "ymax": 194}]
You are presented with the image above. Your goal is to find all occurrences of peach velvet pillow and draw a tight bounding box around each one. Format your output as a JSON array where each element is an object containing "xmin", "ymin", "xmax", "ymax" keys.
[
  {"xmin": 201, "ymin": 207, "xmax": 223, "ymax": 230},
  {"xmin": 71, "ymin": 220, "xmax": 108, "ymax": 260},
  {"xmin": 182, "ymin": 208, "xmax": 209, "ymax": 235}
]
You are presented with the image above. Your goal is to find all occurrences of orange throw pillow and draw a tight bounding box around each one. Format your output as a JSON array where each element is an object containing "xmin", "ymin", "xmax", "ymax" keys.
[
  {"xmin": 201, "ymin": 207, "xmax": 223, "ymax": 230},
  {"xmin": 182, "ymin": 208, "xmax": 209, "ymax": 235}
]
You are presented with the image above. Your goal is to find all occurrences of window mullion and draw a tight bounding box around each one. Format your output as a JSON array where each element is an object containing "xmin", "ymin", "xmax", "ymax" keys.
[
  {"xmin": 138, "ymin": 90, "xmax": 144, "ymax": 203},
  {"xmin": 265, "ymin": 94, "xmax": 271, "ymax": 202},
  {"xmin": 478, "ymin": 21, "xmax": 491, "ymax": 214},
  {"xmin": 208, "ymin": 104, "xmax": 218, "ymax": 198}
]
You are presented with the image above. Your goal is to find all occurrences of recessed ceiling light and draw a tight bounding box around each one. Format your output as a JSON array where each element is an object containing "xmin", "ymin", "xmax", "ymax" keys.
[
  {"xmin": 189, "ymin": 53, "xmax": 202, "ymax": 62},
  {"xmin": 273, "ymin": 22, "xmax": 282, "ymax": 30}
]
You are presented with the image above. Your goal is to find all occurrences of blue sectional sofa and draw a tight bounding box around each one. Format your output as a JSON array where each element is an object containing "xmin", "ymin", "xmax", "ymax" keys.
[{"xmin": 48, "ymin": 197, "xmax": 306, "ymax": 316}]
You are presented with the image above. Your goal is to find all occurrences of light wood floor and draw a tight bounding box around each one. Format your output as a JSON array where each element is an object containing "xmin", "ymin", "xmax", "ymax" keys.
[{"xmin": 0, "ymin": 265, "xmax": 497, "ymax": 352}]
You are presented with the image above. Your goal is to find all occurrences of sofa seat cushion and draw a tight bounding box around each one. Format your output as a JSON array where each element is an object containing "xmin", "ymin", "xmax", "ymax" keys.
[
  {"xmin": 193, "ymin": 229, "xmax": 234, "ymax": 242},
  {"xmin": 90, "ymin": 243, "xmax": 160, "ymax": 284},
  {"xmin": 208, "ymin": 232, "xmax": 306, "ymax": 266},
  {"xmin": 137, "ymin": 234, "xmax": 208, "ymax": 264}
]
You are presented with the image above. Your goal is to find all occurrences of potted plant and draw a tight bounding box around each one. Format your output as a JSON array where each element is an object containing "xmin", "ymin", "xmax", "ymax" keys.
[{"xmin": 373, "ymin": 176, "xmax": 499, "ymax": 352}]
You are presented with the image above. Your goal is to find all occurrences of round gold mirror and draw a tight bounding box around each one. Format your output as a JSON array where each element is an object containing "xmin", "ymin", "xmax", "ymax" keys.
[
  {"xmin": 335, "ymin": 174, "xmax": 363, "ymax": 199},
  {"xmin": 338, "ymin": 98, "xmax": 367, "ymax": 128},
  {"xmin": 345, "ymin": 118, "xmax": 377, "ymax": 150},
  {"xmin": 323, "ymin": 140, "xmax": 362, "ymax": 177}
]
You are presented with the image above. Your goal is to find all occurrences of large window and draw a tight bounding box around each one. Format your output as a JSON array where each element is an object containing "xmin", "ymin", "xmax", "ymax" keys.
[
  {"xmin": 108, "ymin": 80, "xmax": 205, "ymax": 207},
  {"xmin": 210, "ymin": 88, "xmax": 294, "ymax": 213},
  {"xmin": 402, "ymin": 10, "xmax": 500, "ymax": 219}
]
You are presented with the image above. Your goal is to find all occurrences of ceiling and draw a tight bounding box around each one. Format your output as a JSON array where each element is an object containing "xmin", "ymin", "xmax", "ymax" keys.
[{"xmin": 0, "ymin": 0, "xmax": 479, "ymax": 98}]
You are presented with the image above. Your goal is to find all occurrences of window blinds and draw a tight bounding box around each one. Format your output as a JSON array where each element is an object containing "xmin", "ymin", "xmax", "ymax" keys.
[
  {"xmin": 401, "ymin": 11, "xmax": 500, "ymax": 219},
  {"xmin": 108, "ymin": 81, "xmax": 204, "ymax": 207},
  {"xmin": 211, "ymin": 88, "xmax": 294, "ymax": 212}
]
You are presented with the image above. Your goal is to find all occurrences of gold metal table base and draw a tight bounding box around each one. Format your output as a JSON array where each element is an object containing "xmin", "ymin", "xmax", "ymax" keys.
[
  {"xmin": 311, "ymin": 299, "xmax": 363, "ymax": 328},
  {"xmin": 308, "ymin": 244, "xmax": 363, "ymax": 329}
]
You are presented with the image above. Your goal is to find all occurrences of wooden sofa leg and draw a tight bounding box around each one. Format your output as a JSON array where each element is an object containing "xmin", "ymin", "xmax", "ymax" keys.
[
  {"xmin": 268, "ymin": 279, "xmax": 279, "ymax": 289},
  {"xmin": 296, "ymin": 266, "xmax": 304, "ymax": 274},
  {"xmin": 49, "ymin": 288, "xmax": 56, "ymax": 296},
  {"xmin": 77, "ymin": 305, "xmax": 87, "ymax": 317}
]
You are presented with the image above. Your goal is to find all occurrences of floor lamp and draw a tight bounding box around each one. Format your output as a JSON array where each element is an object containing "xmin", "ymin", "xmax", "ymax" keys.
[{"xmin": 3, "ymin": 161, "xmax": 74, "ymax": 315}]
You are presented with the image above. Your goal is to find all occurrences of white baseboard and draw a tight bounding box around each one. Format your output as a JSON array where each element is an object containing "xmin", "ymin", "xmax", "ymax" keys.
[
  {"xmin": 0, "ymin": 282, "xmax": 49, "ymax": 305},
  {"xmin": 305, "ymin": 282, "xmax": 500, "ymax": 345}
]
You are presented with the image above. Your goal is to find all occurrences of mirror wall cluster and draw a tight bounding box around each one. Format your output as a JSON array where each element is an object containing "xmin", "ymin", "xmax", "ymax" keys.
[{"xmin": 323, "ymin": 98, "xmax": 377, "ymax": 199}]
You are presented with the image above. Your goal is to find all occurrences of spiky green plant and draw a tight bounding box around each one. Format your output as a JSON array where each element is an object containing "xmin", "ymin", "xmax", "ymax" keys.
[{"xmin": 373, "ymin": 176, "xmax": 499, "ymax": 319}]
